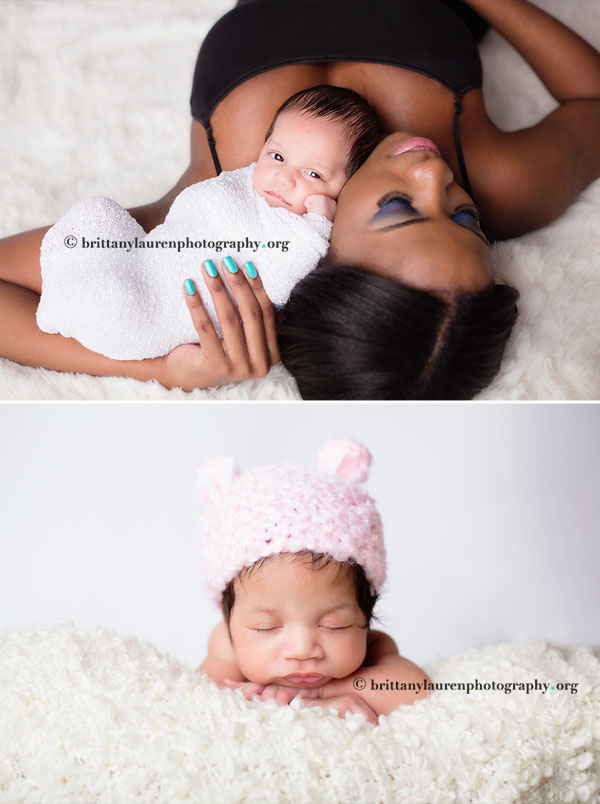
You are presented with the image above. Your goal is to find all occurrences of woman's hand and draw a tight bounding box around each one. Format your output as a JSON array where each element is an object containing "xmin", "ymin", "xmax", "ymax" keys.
[{"xmin": 160, "ymin": 257, "xmax": 279, "ymax": 391}]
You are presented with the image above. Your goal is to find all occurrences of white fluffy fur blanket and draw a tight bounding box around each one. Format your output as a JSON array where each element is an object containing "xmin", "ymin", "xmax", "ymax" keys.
[
  {"xmin": 0, "ymin": 0, "xmax": 599, "ymax": 399},
  {"xmin": 0, "ymin": 623, "xmax": 598, "ymax": 803}
]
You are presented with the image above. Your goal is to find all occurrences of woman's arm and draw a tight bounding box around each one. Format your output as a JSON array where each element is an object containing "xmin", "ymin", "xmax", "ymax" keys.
[
  {"xmin": 0, "ymin": 257, "xmax": 279, "ymax": 390},
  {"xmin": 0, "ymin": 280, "xmax": 164, "ymax": 382},
  {"xmin": 465, "ymin": 0, "xmax": 600, "ymax": 239},
  {"xmin": 463, "ymin": 0, "xmax": 600, "ymax": 101}
]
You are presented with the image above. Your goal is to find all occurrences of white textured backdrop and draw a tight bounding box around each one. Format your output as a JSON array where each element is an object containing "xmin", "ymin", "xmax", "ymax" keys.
[{"xmin": 0, "ymin": 0, "xmax": 599, "ymax": 399}]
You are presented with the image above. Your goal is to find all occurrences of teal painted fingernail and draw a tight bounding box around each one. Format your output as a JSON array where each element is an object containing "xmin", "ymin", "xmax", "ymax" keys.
[
  {"xmin": 224, "ymin": 256, "xmax": 238, "ymax": 273},
  {"xmin": 244, "ymin": 261, "xmax": 257, "ymax": 279},
  {"xmin": 203, "ymin": 259, "xmax": 217, "ymax": 277},
  {"xmin": 184, "ymin": 279, "xmax": 195, "ymax": 295}
]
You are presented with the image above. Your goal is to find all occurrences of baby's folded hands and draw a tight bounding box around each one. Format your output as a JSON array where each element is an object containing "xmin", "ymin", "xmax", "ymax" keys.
[
  {"xmin": 222, "ymin": 681, "xmax": 378, "ymax": 724},
  {"xmin": 306, "ymin": 693, "xmax": 379, "ymax": 726},
  {"xmin": 304, "ymin": 194, "xmax": 337, "ymax": 221},
  {"xmin": 223, "ymin": 679, "xmax": 322, "ymax": 705}
]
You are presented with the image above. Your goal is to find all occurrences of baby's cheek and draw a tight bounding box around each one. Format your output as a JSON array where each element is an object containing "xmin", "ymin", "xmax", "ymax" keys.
[
  {"xmin": 333, "ymin": 635, "xmax": 368, "ymax": 676},
  {"xmin": 252, "ymin": 161, "xmax": 269, "ymax": 193},
  {"xmin": 236, "ymin": 643, "xmax": 274, "ymax": 684}
]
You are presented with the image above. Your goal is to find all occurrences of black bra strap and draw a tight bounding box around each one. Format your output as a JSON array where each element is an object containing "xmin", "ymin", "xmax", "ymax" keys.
[
  {"xmin": 205, "ymin": 124, "xmax": 222, "ymax": 176},
  {"xmin": 453, "ymin": 94, "xmax": 474, "ymax": 200}
]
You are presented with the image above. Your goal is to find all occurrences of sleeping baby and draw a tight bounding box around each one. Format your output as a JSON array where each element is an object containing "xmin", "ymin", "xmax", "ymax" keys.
[
  {"xmin": 36, "ymin": 86, "xmax": 381, "ymax": 360},
  {"xmin": 197, "ymin": 437, "xmax": 432, "ymax": 726}
]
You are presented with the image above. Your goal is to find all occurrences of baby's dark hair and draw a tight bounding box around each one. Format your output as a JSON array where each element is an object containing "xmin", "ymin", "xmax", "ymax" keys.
[
  {"xmin": 221, "ymin": 551, "xmax": 379, "ymax": 629},
  {"xmin": 264, "ymin": 85, "xmax": 382, "ymax": 177},
  {"xmin": 278, "ymin": 258, "xmax": 519, "ymax": 400}
]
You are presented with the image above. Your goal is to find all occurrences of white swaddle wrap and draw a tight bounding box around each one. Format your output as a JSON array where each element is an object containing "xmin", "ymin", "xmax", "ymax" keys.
[{"xmin": 36, "ymin": 164, "xmax": 331, "ymax": 360}]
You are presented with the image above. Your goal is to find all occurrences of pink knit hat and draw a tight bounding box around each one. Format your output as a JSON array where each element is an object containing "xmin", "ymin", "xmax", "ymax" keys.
[{"xmin": 197, "ymin": 436, "xmax": 386, "ymax": 604}]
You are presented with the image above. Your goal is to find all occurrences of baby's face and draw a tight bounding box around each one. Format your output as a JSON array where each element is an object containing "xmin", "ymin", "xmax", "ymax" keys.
[
  {"xmin": 252, "ymin": 111, "xmax": 351, "ymax": 215},
  {"xmin": 228, "ymin": 554, "xmax": 368, "ymax": 688}
]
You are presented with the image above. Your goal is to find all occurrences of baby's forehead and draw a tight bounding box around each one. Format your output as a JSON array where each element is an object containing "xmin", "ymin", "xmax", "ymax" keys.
[
  {"xmin": 271, "ymin": 110, "xmax": 349, "ymax": 144},
  {"xmin": 236, "ymin": 553, "xmax": 357, "ymax": 597}
]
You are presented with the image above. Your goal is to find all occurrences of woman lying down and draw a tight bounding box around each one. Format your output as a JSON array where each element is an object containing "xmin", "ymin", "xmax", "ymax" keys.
[{"xmin": 197, "ymin": 437, "xmax": 431, "ymax": 726}]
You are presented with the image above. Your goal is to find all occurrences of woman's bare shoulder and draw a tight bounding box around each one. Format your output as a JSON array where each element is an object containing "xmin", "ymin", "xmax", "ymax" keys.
[{"xmin": 465, "ymin": 101, "xmax": 600, "ymax": 240}]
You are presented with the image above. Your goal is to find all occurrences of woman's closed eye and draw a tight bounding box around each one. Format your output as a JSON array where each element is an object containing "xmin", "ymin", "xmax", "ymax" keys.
[
  {"xmin": 372, "ymin": 193, "xmax": 420, "ymax": 222},
  {"xmin": 371, "ymin": 193, "xmax": 486, "ymax": 238}
]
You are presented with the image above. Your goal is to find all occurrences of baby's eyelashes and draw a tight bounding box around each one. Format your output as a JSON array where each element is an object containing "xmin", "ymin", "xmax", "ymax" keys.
[
  {"xmin": 250, "ymin": 625, "xmax": 281, "ymax": 633},
  {"xmin": 320, "ymin": 625, "xmax": 352, "ymax": 630}
]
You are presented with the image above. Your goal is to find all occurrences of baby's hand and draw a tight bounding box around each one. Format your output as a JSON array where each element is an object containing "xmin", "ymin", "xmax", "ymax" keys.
[
  {"xmin": 223, "ymin": 680, "xmax": 320, "ymax": 705},
  {"xmin": 304, "ymin": 194, "xmax": 337, "ymax": 221},
  {"xmin": 307, "ymin": 693, "xmax": 379, "ymax": 726}
]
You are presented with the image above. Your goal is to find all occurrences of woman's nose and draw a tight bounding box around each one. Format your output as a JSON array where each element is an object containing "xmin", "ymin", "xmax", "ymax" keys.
[{"xmin": 406, "ymin": 157, "xmax": 454, "ymax": 204}]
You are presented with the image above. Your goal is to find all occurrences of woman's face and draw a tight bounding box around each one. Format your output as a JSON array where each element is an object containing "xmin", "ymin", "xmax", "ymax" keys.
[{"xmin": 330, "ymin": 133, "xmax": 493, "ymax": 295}]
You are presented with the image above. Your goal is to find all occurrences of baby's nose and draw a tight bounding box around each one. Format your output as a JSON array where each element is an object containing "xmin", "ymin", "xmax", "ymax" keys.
[
  {"xmin": 286, "ymin": 629, "xmax": 322, "ymax": 660},
  {"xmin": 276, "ymin": 168, "xmax": 295, "ymax": 190}
]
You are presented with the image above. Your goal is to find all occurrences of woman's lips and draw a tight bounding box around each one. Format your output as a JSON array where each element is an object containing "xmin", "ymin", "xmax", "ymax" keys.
[
  {"xmin": 285, "ymin": 673, "xmax": 324, "ymax": 684},
  {"xmin": 266, "ymin": 190, "xmax": 291, "ymax": 206},
  {"xmin": 390, "ymin": 137, "xmax": 441, "ymax": 157}
]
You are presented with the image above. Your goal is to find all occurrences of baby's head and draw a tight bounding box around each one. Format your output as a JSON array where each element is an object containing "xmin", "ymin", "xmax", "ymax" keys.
[
  {"xmin": 221, "ymin": 552, "xmax": 377, "ymax": 687},
  {"xmin": 198, "ymin": 437, "xmax": 386, "ymax": 688},
  {"xmin": 252, "ymin": 85, "xmax": 382, "ymax": 215}
]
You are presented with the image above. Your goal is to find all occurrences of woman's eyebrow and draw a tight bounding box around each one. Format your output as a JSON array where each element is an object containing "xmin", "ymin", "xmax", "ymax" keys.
[{"xmin": 372, "ymin": 217, "xmax": 489, "ymax": 245}]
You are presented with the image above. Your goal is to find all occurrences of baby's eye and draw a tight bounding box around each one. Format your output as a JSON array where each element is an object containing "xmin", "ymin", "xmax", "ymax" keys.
[
  {"xmin": 320, "ymin": 625, "xmax": 351, "ymax": 631},
  {"xmin": 305, "ymin": 169, "xmax": 322, "ymax": 180},
  {"xmin": 269, "ymin": 152, "xmax": 284, "ymax": 163}
]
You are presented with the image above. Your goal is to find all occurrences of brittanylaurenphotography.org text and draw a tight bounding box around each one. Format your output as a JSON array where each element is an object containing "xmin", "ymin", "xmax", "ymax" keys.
[{"xmin": 62, "ymin": 235, "xmax": 290, "ymax": 253}]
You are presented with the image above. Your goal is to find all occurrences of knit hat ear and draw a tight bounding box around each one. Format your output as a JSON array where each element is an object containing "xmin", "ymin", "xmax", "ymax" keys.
[
  {"xmin": 197, "ymin": 456, "xmax": 240, "ymax": 499},
  {"xmin": 317, "ymin": 436, "xmax": 372, "ymax": 484}
]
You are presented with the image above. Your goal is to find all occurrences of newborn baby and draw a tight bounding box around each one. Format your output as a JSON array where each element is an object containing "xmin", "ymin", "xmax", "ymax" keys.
[
  {"xmin": 36, "ymin": 86, "xmax": 381, "ymax": 360},
  {"xmin": 197, "ymin": 437, "xmax": 431, "ymax": 725}
]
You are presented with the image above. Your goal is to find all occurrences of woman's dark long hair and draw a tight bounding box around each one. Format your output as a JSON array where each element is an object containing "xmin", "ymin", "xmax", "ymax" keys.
[{"xmin": 278, "ymin": 259, "xmax": 519, "ymax": 400}]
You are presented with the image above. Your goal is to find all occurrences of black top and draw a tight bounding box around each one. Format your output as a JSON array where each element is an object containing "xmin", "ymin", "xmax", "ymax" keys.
[{"xmin": 190, "ymin": 0, "xmax": 487, "ymax": 196}]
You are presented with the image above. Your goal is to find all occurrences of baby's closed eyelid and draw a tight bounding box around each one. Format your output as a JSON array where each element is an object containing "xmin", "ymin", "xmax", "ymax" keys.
[{"xmin": 319, "ymin": 622, "xmax": 352, "ymax": 630}]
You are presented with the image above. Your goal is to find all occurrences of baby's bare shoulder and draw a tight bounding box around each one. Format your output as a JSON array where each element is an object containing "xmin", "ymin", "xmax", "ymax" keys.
[
  {"xmin": 207, "ymin": 619, "xmax": 237, "ymax": 662},
  {"xmin": 366, "ymin": 629, "xmax": 399, "ymax": 662}
]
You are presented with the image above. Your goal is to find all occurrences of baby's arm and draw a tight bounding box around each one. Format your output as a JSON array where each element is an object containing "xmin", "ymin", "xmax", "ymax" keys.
[
  {"xmin": 314, "ymin": 630, "xmax": 432, "ymax": 717},
  {"xmin": 197, "ymin": 619, "xmax": 245, "ymax": 684},
  {"xmin": 304, "ymin": 194, "xmax": 337, "ymax": 221}
]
